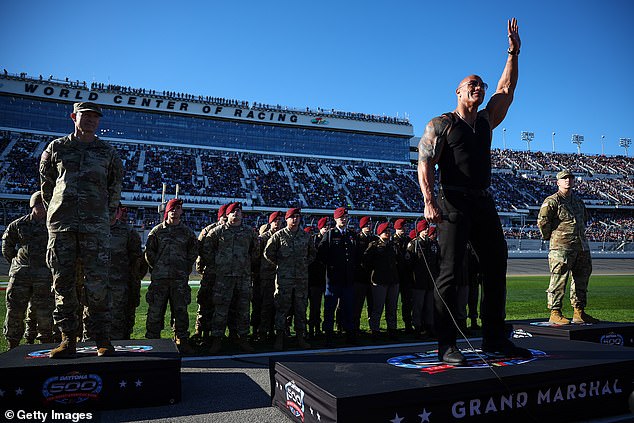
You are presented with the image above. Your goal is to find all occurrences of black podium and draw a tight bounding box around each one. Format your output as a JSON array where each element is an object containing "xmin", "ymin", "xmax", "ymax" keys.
[
  {"xmin": 270, "ymin": 337, "xmax": 634, "ymax": 422},
  {"xmin": 0, "ymin": 339, "xmax": 181, "ymax": 410},
  {"xmin": 510, "ymin": 319, "xmax": 634, "ymax": 347}
]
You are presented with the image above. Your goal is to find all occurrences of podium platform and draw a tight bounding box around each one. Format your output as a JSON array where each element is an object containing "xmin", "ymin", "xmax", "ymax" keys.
[
  {"xmin": 0, "ymin": 339, "xmax": 181, "ymax": 410},
  {"xmin": 510, "ymin": 319, "xmax": 634, "ymax": 347},
  {"xmin": 270, "ymin": 337, "xmax": 634, "ymax": 422}
]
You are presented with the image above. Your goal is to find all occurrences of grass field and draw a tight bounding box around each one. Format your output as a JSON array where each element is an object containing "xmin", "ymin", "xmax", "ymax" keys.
[{"xmin": 1, "ymin": 275, "xmax": 633, "ymax": 354}]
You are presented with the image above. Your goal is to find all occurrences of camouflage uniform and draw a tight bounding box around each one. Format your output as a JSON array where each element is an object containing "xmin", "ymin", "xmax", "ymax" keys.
[
  {"xmin": 538, "ymin": 191, "xmax": 592, "ymax": 310},
  {"xmin": 257, "ymin": 228, "xmax": 278, "ymax": 336},
  {"xmin": 109, "ymin": 219, "xmax": 145, "ymax": 340},
  {"xmin": 264, "ymin": 227, "xmax": 317, "ymax": 335},
  {"xmin": 144, "ymin": 221, "xmax": 198, "ymax": 339},
  {"xmin": 201, "ymin": 223, "xmax": 257, "ymax": 338},
  {"xmin": 2, "ymin": 213, "xmax": 54, "ymax": 345},
  {"xmin": 194, "ymin": 222, "xmax": 220, "ymax": 335},
  {"xmin": 40, "ymin": 134, "xmax": 123, "ymax": 340}
]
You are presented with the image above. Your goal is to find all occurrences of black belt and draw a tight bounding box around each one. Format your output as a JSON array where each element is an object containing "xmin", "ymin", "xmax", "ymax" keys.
[{"xmin": 441, "ymin": 185, "xmax": 491, "ymax": 197}]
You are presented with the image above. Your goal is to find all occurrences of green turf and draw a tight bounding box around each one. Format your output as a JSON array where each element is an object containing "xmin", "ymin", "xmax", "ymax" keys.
[{"xmin": 1, "ymin": 275, "xmax": 633, "ymax": 353}]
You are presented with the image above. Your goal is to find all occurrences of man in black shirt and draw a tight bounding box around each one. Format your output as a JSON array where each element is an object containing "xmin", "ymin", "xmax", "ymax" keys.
[{"xmin": 417, "ymin": 18, "xmax": 531, "ymax": 365}]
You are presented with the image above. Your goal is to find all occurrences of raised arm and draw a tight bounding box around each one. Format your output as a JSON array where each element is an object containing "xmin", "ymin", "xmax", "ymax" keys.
[
  {"xmin": 417, "ymin": 118, "xmax": 446, "ymax": 223},
  {"xmin": 485, "ymin": 18, "xmax": 521, "ymax": 129}
]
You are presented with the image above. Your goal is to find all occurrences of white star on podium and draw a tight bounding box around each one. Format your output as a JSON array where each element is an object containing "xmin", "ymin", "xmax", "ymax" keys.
[
  {"xmin": 15, "ymin": 387, "xmax": 24, "ymax": 396},
  {"xmin": 419, "ymin": 408, "xmax": 432, "ymax": 422},
  {"xmin": 135, "ymin": 379, "xmax": 143, "ymax": 388},
  {"xmin": 119, "ymin": 380, "xmax": 127, "ymax": 388},
  {"xmin": 390, "ymin": 412, "xmax": 404, "ymax": 423}
]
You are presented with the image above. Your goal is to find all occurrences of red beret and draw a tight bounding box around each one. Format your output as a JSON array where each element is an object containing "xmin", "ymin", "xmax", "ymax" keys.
[
  {"xmin": 225, "ymin": 202, "xmax": 242, "ymax": 215},
  {"xmin": 285, "ymin": 207, "xmax": 301, "ymax": 219},
  {"xmin": 333, "ymin": 207, "xmax": 347, "ymax": 219},
  {"xmin": 416, "ymin": 220, "xmax": 429, "ymax": 233},
  {"xmin": 217, "ymin": 204, "xmax": 228, "ymax": 219},
  {"xmin": 409, "ymin": 229, "xmax": 417, "ymax": 240},
  {"xmin": 393, "ymin": 218, "xmax": 406, "ymax": 230},
  {"xmin": 376, "ymin": 222, "xmax": 390, "ymax": 236},
  {"xmin": 317, "ymin": 217, "xmax": 329, "ymax": 230},
  {"xmin": 428, "ymin": 226, "xmax": 436, "ymax": 236},
  {"xmin": 304, "ymin": 226, "xmax": 313, "ymax": 234},
  {"xmin": 164, "ymin": 198, "xmax": 183, "ymax": 220},
  {"xmin": 359, "ymin": 216, "xmax": 370, "ymax": 229},
  {"xmin": 268, "ymin": 211, "xmax": 282, "ymax": 223}
]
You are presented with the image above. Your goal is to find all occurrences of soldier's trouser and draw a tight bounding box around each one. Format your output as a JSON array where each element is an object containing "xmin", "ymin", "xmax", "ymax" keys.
[
  {"xmin": 109, "ymin": 281, "xmax": 130, "ymax": 340},
  {"xmin": 4, "ymin": 276, "xmax": 54, "ymax": 343},
  {"xmin": 195, "ymin": 274, "xmax": 215, "ymax": 332},
  {"xmin": 125, "ymin": 278, "xmax": 141, "ymax": 338},
  {"xmin": 250, "ymin": 275, "xmax": 262, "ymax": 331},
  {"xmin": 47, "ymin": 232, "xmax": 110, "ymax": 339},
  {"xmin": 211, "ymin": 275, "xmax": 251, "ymax": 337},
  {"xmin": 145, "ymin": 278, "xmax": 191, "ymax": 339},
  {"xmin": 399, "ymin": 279, "xmax": 413, "ymax": 326},
  {"xmin": 258, "ymin": 277, "xmax": 275, "ymax": 334},
  {"xmin": 323, "ymin": 282, "xmax": 354, "ymax": 333},
  {"xmin": 353, "ymin": 281, "xmax": 373, "ymax": 331},
  {"xmin": 547, "ymin": 249, "xmax": 592, "ymax": 310},
  {"xmin": 274, "ymin": 277, "xmax": 308, "ymax": 334},
  {"xmin": 468, "ymin": 275, "xmax": 482, "ymax": 320},
  {"xmin": 412, "ymin": 288, "xmax": 434, "ymax": 330},
  {"xmin": 370, "ymin": 283, "xmax": 399, "ymax": 332},
  {"xmin": 308, "ymin": 286, "xmax": 324, "ymax": 329}
]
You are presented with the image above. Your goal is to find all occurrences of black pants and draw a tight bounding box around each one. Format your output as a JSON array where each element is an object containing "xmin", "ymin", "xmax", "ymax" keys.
[{"xmin": 435, "ymin": 189, "xmax": 508, "ymax": 348}]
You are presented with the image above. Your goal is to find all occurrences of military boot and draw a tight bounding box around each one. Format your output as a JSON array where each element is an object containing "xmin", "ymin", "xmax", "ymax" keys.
[
  {"xmin": 572, "ymin": 308, "xmax": 600, "ymax": 324},
  {"xmin": 49, "ymin": 333, "xmax": 77, "ymax": 358},
  {"xmin": 208, "ymin": 337, "xmax": 222, "ymax": 354},
  {"xmin": 8, "ymin": 339, "xmax": 20, "ymax": 349},
  {"xmin": 236, "ymin": 337, "xmax": 255, "ymax": 353},
  {"xmin": 175, "ymin": 337, "xmax": 196, "ymax": 355},
  {"xmin": 96, "ymin": 339, "xmax": 115, "ymax": 357},
  {"xmin": 297, "ymin": 333, "xmax": 311, "ymax": 349},
  {"xmin": 549, "ymin": 309, "xmax": 570, "ymax": 325},
  {"xmin": 274, "ymin": 332, "xmax": 284, "ymax": 351}
]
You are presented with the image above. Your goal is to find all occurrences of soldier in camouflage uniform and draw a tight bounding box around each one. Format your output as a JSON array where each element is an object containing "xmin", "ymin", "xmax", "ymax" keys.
[
  {"xmin": 256, "ymin": 210, "xmax": 283, "ymax": 340},
  {"xmin": 193, "ymin": 203, "xmax": 228, "ymax": 340},
  {"xmin": 109, "ymin": 204, "xmax": 146, "ymax": 340},
  {"xmin": 145, "ymin": 198, "xmax": 198, "ymax": 354},
  {"xmin": 40, "ymin": 102, "xmax": 123, "ymax": 358},
  {"xmin": 264, "ymin": 208, "xmax": 316, "ymax": 350},
  {"xmin": 2, "ymin": 191, "xmax": 54, "ymax": 348},
  {"xmin": 538, "ymin": 170, "xmax": 599, "ymax": 325},
  {"xmin": 203, "ymin": 202, "xmax": 257, "ymax": 353}
]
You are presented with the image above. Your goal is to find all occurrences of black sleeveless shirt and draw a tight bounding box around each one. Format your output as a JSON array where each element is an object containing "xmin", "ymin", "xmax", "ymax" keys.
[{"xmin": 438, "ymin": 110, "xmax": 492, "ymax": 190}]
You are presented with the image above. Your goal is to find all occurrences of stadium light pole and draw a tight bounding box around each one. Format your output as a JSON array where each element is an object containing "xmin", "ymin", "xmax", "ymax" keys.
[
  {"xmin": 503, "ymin": 128, "xmax": 506, "ymax": 150},
  {"xmin": 571, "ymin": 134, "xmax": 584, "ymax": 154},
  {"xmin": 521, "ymin": 131, "xmax": 534, "ymax": 152},
  {"xmin": 552, "ymin": 132, "xmax": 556, "ymax": 153},
  {"xmin": 601, "ymin": 135, "xmax": 605, "ymax": 156},
  {"xmin": 619, "ymin": 137, "xmax": 632, "ymax": 156}
]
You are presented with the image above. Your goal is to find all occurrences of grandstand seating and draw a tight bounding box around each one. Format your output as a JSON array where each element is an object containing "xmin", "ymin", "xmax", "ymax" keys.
[{"xmin": 0, "ymin": 130, "xmax": 632, "ymax": 243}]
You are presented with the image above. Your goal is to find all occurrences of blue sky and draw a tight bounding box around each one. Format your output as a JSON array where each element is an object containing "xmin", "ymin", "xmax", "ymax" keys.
[{"xmin": 1, "ymin": 0, "xmax": 632, "ymax": 156}]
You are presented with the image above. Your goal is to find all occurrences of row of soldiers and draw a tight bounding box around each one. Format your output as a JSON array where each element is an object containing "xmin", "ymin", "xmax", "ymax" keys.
[
  {"xmin": 3, "ymin": 191, "xmax": 486, "ymax": 355},
  {"xmin": 2, "ymin": 193, "xmax": 145, "ymax": 348}
]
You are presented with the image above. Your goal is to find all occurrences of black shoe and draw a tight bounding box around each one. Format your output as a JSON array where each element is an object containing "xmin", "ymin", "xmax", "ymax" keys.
[
  {"xmin": 439, "ymin": 345, "xmax": 467, "ymax": 366},
  {"xmin": 481, "ymin": 339, "xmax": 532, "ymax": 358}
]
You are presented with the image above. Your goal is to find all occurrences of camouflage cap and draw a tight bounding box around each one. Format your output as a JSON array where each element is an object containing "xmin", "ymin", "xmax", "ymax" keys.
[
  {"xmin": 29, "ymin": 191, "xmax": 43, "ymax": 208},
  {"xmin": 73, "ymin": 102, "xmax": 103, "ymax": 117},
  {"xmin": 556, "ymin": 169, "xmax": 574, "ymax": 179}
]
